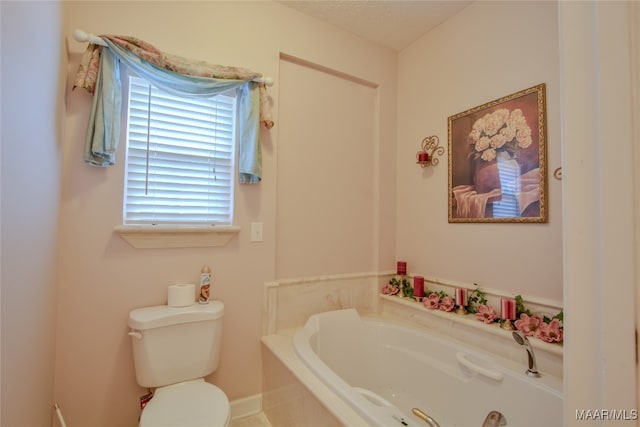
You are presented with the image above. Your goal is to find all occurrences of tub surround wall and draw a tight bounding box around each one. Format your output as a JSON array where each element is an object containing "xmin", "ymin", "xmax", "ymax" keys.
[
  {"xmin": 263, "ymin": 272, "xmax": 388, "ymax": 335},
  {"xmin": 261, "ymin": 337, "xmax": 363, "ymax": 427}
]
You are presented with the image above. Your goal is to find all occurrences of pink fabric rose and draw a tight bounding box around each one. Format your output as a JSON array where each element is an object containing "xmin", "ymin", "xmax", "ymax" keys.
[
  {"xmin": 381, "ymin": 284, "xmax": 399, "ymax": 296},
  {"xmin": 423, "ymin": 294, "xmax": 440, "ymax": 309},
  {"xmin": 439, "ymin": 296, "xmax": 455, "ymax": 312},
  {"xmin": 514, "ymin": 313, "xmax": 542, "ymax": 336},
  {"xmin": 475, "ymin": 304, "xmax": 497, "ymax": 324},
  {"xmin": 537, "ymin": 318, "xmax": 563, "ymax": 343}
]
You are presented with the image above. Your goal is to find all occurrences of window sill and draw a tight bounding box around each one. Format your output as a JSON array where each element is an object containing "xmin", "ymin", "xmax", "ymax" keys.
[{"xmin": 114, "ymin": 225, "xmax": 240, "ymax": 249}]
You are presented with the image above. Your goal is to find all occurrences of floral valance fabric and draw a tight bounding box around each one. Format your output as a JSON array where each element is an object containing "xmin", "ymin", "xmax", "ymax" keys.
[{"xmin": 74, "ymin": 35, "xmax": 274, "ymax": 184}]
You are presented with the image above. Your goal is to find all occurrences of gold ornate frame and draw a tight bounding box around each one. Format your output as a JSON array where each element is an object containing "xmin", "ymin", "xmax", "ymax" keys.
[{"xmin": 448, "ymin": 83, "xmax": 548, "ymax": 223}]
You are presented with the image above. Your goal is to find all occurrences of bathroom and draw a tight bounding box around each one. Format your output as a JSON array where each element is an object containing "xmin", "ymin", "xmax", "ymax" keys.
[{"xmin": 1, "ymin": 1, "xmax": 637, "ymax": 426}]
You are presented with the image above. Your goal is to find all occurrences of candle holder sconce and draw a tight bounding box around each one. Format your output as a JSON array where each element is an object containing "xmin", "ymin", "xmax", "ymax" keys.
[{"xmin": 416, "ymin": 135, "xmax": 444, "ymax": 167}]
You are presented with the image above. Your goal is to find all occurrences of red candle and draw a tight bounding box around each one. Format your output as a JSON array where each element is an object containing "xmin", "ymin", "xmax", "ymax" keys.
[
  {"xmin": 417, "ymin": 151, "xmax": 430, "ymax": 163},
  {"xmin": 397, "ymin": 261, "xmax": 407, "ymax": 275},
  {"xmin": 413, "ymin": 276, "xmax": 424, "ymax": 298},
  {"xmin": 501, "ymin": 298, "xmax": 516, "ymax": 320},
  {"xmin": 455, "ymin": 288, "xmax": 468, "ymax": 306}
]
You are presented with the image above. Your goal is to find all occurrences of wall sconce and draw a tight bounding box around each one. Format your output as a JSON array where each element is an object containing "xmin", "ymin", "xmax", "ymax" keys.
[{"xmin": 416, "ymin": 135, "xmax": 444, "ymax": 167}]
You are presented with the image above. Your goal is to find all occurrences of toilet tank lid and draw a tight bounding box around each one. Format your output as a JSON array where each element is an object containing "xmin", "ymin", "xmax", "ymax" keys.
[{"xmin": 129, "ymin": 301, "xmax": 224, "ymax": 330}]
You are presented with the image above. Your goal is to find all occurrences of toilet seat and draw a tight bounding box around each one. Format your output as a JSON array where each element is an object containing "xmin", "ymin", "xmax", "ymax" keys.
[{"xmin": 139, "ymin": 379, "xmax": 230, "ymax": 427}]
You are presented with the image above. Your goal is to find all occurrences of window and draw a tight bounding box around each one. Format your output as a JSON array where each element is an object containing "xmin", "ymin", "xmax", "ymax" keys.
[{"xmin": 124, "ymin": 75, "xmax": 236, "ymax": 225}]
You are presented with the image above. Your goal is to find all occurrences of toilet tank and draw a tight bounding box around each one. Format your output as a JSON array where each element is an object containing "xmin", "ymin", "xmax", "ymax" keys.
[{"xmin": 128, "ymin": 301, "xmax": 224, "ymax": 388}]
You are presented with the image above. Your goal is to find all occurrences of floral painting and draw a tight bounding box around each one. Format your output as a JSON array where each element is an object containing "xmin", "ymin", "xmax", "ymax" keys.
[{"xmin": 448, "ymin": 84, "xmax": 548, "ymax": 223}]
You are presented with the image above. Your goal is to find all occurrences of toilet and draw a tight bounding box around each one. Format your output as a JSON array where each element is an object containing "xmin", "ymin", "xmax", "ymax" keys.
[{"xmin": 128, "ymin": 301, "xmax": 230, "ymax": 426}]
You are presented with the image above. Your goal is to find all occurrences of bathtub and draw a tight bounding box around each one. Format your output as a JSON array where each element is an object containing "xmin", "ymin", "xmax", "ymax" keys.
[{"xmin": 293, "ymin": 309, "xmax": 562, "ymax": 427}]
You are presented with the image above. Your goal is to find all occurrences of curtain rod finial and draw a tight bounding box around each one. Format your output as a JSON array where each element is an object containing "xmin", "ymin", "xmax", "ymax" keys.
[
  {"xmin": 72, "ymin": 29, "xmax": 107, "ymax": 47},
  {"xmin": 73, "ymin": 29, "xmax": 89, "ymax": 42},
  {"xmin": 254, "ymin": 76, "xmax": 274, "ymax": 87}
]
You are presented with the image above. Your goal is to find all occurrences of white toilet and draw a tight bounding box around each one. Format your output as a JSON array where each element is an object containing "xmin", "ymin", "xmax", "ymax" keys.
[{"xmin": 128, "ymin": 301, "xmax": 230, "ymax": 427}]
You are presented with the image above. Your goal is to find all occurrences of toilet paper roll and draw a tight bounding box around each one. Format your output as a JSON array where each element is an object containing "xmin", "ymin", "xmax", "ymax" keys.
[{"xmin": 167, "ymin": 283, "xmax": 196, "ymax": 307}]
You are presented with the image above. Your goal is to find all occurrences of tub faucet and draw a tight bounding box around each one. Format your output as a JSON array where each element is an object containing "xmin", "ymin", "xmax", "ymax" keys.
[
  {"xmin": 412, "ymin": 408, "xmax": 440, "ymax": 427},
  {"xmin": 482, "ymin": 411, "xmax": 506, "ymax": 427},
  {"xmin": 512, "ymin": 331, "xmax": 539, "ymax": 377}
]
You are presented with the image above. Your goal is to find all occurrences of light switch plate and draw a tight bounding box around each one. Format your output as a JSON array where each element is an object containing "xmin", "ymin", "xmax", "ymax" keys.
[{"xmin": 251, "ymin": 222, "xmax": 263, "ymax": 242}]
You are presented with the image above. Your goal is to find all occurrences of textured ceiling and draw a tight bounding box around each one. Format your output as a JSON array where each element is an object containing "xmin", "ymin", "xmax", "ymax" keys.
[{"xmin": 278, "ymin": 0, "xmax": 472, "ymax": 51}]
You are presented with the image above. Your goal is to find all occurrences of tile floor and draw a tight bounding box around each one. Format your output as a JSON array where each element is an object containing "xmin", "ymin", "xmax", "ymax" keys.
[{"xmin": 230, "ymin": 412, "xmax": 272, "ymax": 427}]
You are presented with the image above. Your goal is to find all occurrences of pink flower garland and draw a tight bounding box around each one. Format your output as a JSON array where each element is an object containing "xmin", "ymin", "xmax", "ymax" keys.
[
  {"xmin": 421, "ymin": 294, "xmax": 455, "ymax": 312},
  {"xmin": 515, "ymin": 314, "xmax": 563, "ymax": 343},
  {"xmin": 475, "ymin": 304, "xmax": 497, "ymax": 324},
  {"xmin": 422, "ymin": 294, "xmax": 440, "ymax": 309},
  {"xmin": 538, "ymin": 319, "xmax": 563, "ymax": 343},
  {"xmin": 439, "ymin": 296, "xmax": 455, "ymax": 312},
  {"xmin": 514, "ymin": 313, "xmax": 541, "ymax": 336},
  {"xmin": 381, "ymin": 284, "xmax": 400, "ymax": 296},
  {"xmin": 383, "ymin": 285, "xmax": 563, "ymax": 343}
]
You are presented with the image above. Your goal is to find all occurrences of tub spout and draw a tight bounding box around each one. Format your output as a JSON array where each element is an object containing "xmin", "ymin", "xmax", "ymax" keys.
[
  {"xmin": 482, "ymin": 410, "xmax": 507, "ymax": 427},
  {"xmin": 512, "ymin": 331, "xmax": 540, "ymax": 377},
  {"xmin": 412, "ymin": 408, "xmax": 441, "ymax": 427}
]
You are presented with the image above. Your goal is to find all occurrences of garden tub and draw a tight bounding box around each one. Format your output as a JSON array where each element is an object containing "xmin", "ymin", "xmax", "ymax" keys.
[{"xmin": 292, "ymin": 309, "xmax": 562, "ymax": 427}]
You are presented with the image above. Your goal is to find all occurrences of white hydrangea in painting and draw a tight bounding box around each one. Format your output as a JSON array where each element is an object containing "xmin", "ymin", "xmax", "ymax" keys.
[{"xmin": 468, "ymin": 108, "xmax": 532, "ymax": 162}]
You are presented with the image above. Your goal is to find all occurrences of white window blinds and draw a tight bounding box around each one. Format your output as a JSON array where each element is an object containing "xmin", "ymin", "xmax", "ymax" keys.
[{"xmin": 124, "ymin": 76, "xmax": 236, "ymax": 225}]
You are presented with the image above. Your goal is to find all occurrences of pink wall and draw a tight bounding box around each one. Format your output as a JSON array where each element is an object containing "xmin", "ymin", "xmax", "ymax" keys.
[
  {"xmin": 276, "ymin": 57, "xmax": 381, "ymax": 278},
  {"xmin": 397, "ymin": 1, "xmax": 563, "ymax": 302},
  {"xmin": 1, "ymin": 1, "xmax": 64, "ymax": 425},
  {"xmin": 58, "ymin": 2, "xmax": 397, "ymax": 425}
]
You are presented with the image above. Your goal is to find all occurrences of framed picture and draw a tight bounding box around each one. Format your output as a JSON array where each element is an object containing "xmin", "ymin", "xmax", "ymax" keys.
[{"xmin": 448, "ymin": 83, "xmax": 548, "ymax": 223}]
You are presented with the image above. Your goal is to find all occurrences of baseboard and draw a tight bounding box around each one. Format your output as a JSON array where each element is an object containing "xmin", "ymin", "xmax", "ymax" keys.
[{"xmin": 230, "ymin": 393, "xmax": 262, "ymax": 419}]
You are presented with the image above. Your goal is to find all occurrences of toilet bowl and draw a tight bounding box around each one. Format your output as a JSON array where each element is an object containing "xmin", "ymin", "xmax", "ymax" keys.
[{"xmin": 139, "ymin": 379, "xmax": 230, "ymax": 427}]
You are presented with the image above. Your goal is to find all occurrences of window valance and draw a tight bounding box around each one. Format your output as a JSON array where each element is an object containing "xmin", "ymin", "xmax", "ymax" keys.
[{"xmin": 74, "ymin": 34, "xmax": 274, "ymax": 184}]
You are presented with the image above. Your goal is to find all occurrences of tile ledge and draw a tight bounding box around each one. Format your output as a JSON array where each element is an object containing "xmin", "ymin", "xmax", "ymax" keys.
[
  {"xmin": 380, "ymin": 294, "xmax": 563, "ymax": 357},
  {"xmin": 114, "ymin": 225, "xmax": 240, "ymax": 249},
  {"xmin": 265, "ymin": 271, "xmax": 393, "ymax": 288}
]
